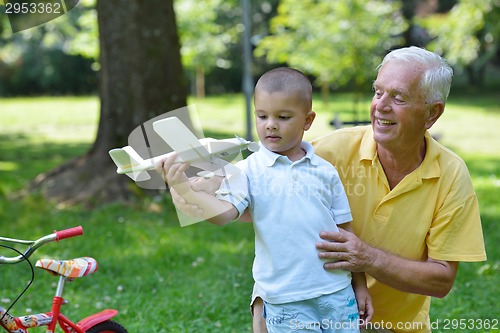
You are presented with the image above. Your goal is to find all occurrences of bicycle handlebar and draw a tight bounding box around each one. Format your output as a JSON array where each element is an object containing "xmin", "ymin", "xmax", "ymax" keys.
[
  {"xmin": 0, "ymin": 226, "xmax": 84, "ymax": 264},
  {"xmin": 55, "ymin": 226, "xmax": 84, "ymax": 241}
]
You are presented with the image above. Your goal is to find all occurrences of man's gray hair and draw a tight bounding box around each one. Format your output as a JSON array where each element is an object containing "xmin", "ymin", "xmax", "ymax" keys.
[{"xmin": 378, "ymin": 46, "xmax": 453, "ymax": 104}]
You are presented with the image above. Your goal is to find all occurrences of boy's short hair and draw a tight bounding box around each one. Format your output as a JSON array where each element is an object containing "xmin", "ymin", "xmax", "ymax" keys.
[{"xmin": 255, "ymin": 67, "xmax": 313, "ymax": 111}]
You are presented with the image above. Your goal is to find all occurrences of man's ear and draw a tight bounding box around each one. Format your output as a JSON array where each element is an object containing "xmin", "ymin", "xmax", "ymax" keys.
[
  {"xmin": 425, "ymin": 103, "xmax": 444, "ymax": 130},
  {"xmin": 304, "ymin": 111, "xmax": 316, "ymax": 131}
]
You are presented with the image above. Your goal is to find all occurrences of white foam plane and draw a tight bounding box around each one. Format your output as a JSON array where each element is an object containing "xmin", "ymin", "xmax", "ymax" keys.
[{"xmin": 109, "ymin": 116, "xmax": 258, "ymax": 182}]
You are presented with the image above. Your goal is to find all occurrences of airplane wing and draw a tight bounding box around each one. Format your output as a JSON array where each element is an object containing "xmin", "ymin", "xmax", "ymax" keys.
[{"xmin": 152, "ymin": 117, "xmax": 211, "ymax": 163}]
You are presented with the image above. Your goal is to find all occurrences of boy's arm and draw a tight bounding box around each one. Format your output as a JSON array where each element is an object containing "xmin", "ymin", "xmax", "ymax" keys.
[
  {"xmin": 157, "ymin": 155, "xmax": 238, "ymax": 225},
  {"xmin": 338, "ymin": 222, "xmax": 373, "ymax": 326},
  {"xmin": 182, "ymin": 185, "xmax": 239, "ymax": 225},
  {"xmin": 168, "ymin": 176, "xmax": 254, "ymax": 222},
  {"xmin": 351, "ymin": 270, "xmax": 373, "ymax": 327}
]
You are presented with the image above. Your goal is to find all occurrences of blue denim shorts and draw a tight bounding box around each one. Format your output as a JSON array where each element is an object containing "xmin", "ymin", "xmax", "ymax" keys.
[{"xmin": 263, "ymin": 286, "xmax": 359, "ymax": 333}]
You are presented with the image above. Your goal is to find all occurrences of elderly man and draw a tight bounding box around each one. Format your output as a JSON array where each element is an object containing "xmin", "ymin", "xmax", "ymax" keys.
[{"xmin": 309, "ymin": 46, "xmax": 486, "ymax": 332}]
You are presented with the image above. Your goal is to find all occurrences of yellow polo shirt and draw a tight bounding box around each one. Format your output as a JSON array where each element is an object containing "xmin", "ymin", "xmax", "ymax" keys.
[{"xmin": 312, "ymin": 126, "xmax": 486, "ymax": 333}]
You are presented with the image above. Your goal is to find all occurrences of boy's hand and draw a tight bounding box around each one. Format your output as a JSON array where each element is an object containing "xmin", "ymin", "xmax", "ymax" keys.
[
  {"xmin": 355, "ymin": 287, "xmax": 373, "ymax": 328},
  {"xmin": 156, "ymin": 154, "xmax": 191, "ymax": 195}
]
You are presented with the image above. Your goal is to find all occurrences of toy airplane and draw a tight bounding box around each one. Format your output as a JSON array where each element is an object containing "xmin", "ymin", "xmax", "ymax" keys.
[{"xmin": 109, "ymin": 116, "xmax": 259, "ymax": 182}]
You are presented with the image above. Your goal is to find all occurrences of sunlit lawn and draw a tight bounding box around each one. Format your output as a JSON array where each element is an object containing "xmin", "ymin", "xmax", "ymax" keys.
[
  {"xmin": 2, "ymin": 91, "xmax": 499, "ymax": 154},
  {"xmin": 0, "ymin": 92, "xmax": 499, "ymax": 332}
]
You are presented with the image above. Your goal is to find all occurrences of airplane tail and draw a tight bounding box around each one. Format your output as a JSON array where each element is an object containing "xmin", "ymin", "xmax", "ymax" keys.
[{"xmin": 108, "ymin": 146, "xmax": 151, "ymax": 181}]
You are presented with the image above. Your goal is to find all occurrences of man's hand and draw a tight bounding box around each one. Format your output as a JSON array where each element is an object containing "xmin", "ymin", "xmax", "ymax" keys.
[
  {"xmin": 316, "ymin": 229, "xmax": 459, "ymax": 298},
  {"xmin": 316, "ymin": 228, "xmax": 373, "ymax": 272}
]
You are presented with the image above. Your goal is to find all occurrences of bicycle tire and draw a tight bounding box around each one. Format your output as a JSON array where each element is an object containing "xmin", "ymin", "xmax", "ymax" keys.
[{"xmin": 85, "ymin": 320, "xmax": 128, "ymax": 333}]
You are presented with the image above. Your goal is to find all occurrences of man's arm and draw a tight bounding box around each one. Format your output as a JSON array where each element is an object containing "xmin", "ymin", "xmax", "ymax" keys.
[{"xmin": 316, "ymin": 229, "xmax": 458, "ymax": 298}]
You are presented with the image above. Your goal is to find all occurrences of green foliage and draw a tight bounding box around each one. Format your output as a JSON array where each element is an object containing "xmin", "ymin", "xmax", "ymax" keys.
[
  {"xmin": 2, "ymin": 47, "xmax": 96, "ymax": 95},
  {"xmin": 254, "ymin": 0, "xmax": 407, "ymax": 89},
  {"xmin": 420, "ymin": 0, "xmax": 500, "ymax": 68},
  {"xmin": 175, "ymin": 0, "xmax": 237, "ymax": 72},
  {"xmin": 0, "ymin": 0, "xmax": 98, "ymax": 59},
  {"xmin": 0, "ymin": 1, "xmax": 98, "ymax": 96},
  {"xmin": 0, "ymin": 192, "xmax": 255, "ymax": 332},
  {"xmin": 63, "ymin": 0, "xmax": 98, "ymax": 60},
  {"xmin": 2, "ymin": 0, "xmax": 499, "ymax": 96}
]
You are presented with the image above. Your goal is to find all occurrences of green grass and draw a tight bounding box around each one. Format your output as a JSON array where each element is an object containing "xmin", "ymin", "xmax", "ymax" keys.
[
  {"xmin": 1, "ymin": 93, "xmax": 499, "ymax": 332},
  {"xmin": 0, "ymin": 197, "xmax": 255, "ymax": 332}
]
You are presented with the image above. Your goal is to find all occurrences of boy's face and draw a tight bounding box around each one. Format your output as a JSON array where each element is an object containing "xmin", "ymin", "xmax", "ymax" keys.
[{"xmin": 254, "ymin": 89, "xmax": 315, "ymax": 160}]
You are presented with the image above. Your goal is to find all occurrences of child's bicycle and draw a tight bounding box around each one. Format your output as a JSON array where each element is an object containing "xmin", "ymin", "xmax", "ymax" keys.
[{"xmin": 0, "ymin": 226, "xmax": 128, "ymax": 333}]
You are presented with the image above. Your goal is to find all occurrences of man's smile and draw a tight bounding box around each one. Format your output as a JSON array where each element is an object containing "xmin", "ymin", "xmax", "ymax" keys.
[{"xmin": 375, "ymin": 117, "xmax": 396, "ymax": 126}]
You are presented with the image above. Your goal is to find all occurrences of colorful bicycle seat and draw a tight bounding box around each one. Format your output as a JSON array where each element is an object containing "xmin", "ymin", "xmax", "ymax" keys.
[{"xmin": 35, "ymin": 257, "xmax": 98, "ymax": 278}]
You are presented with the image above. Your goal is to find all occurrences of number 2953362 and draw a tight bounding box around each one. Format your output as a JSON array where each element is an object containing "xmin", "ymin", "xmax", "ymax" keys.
[{"xmin": 5, "ymin": 2, "xmax": 62, "ymax": 14}]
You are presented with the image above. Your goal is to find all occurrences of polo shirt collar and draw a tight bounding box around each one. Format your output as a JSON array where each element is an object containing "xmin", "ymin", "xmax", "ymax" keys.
[
  {"xmin": 420, "ymin": 131, "xmax": 441, "ymax": 179},
  {"xmin": 358, "ymin": 126, "xmax": 441, "ymax": 179},
  {"xmin": 359, "ymin": 126, "xmax": 377, "ymax": 162},
  {"xmin": 258, "ymin": 141, "xmax": 318, "ymax": 166}
]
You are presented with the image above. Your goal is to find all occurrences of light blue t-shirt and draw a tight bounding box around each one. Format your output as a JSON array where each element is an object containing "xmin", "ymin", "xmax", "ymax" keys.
[{"xmin": 218, "ymin": 141, "xmax": 353, "ymax": 304}]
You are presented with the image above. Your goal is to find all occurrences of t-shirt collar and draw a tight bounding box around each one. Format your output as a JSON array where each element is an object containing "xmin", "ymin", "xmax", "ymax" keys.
[{"xmin": 258, "ymin": 141, "xmax": 318, "ymax": 166}]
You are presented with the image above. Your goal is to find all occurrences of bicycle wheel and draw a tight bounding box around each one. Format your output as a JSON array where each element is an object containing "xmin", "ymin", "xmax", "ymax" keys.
[{"xmin": 85, "ymin": 320, "xmax": 128, "ymax": 333}]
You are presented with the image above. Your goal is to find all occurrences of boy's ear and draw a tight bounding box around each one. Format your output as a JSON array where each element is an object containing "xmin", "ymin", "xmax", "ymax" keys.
[{"xmin": 304, "ymin": 111, "xmax": 316, "ymax": 131}]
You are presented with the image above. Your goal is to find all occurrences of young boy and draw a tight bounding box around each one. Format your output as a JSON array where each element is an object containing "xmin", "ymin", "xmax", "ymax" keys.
[{"xmin": 158, "ymin": 67, "xmax": 372, "ymax": 332}]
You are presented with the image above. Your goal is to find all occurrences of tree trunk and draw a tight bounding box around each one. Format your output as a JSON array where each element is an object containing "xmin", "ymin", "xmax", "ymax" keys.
[
  {"xmin": 29, "ymin": 0, "xmax": 187, "ymax": 206},
  {"xmin": 195, "ymin": 66, "xmax": 205, "ymax": 99}
]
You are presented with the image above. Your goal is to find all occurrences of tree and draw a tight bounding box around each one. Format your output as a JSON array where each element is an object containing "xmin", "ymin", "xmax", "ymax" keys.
[
  {"xmin": 0, "ymin": 1, "xmax": 98, "ymax": 95},
  {"xmin": 254, "ymin": 0, "xmax": 407, "ymax": 106},
  {"xmin": 420, "ymin": 0, "xmax": 500, "ymax": 86},
  {"xmin": 175, "ymin": 0, "xmax": 236, "ymax": 98},
  {"xmin": 30, "ymin": 0, "xmax": 187, "ymax": 205}
]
